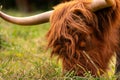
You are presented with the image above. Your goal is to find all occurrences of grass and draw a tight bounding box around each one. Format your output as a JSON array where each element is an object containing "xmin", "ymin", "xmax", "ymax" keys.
[{"xmin": 0, "ymin": 10, "xmax": 118, "ymax": 80}]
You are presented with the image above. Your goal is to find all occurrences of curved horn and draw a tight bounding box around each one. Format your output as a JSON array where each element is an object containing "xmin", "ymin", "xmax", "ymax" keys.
[
  {"xmin": 0, "ymin": 10, "xmax": 53, "ymax": 25},
  {"xmin": 89, "ymin": 0, "xmax": 115, "ymax": 11},
  {"xmin": 0, "ymin": 0, "xmax": 115, "ymax": 25}
]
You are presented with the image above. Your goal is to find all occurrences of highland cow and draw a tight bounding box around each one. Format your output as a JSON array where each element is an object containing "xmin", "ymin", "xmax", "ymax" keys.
[
  {"xmin": 46, "ymin": 0, "xmax": 120, "ymax": 76},
  {"xmin": 0, "ymin": 0, "xmax": 120, "ymax": 77}
]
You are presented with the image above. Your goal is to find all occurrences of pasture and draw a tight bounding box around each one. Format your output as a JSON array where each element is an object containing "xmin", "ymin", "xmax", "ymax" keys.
[{"xmin": 0, "ymin": 10, "xmax": 117, "ymax": 80}]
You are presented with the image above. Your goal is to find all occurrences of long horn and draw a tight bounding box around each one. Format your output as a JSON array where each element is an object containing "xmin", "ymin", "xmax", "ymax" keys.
[
  {"xmin": 0, "ymin": 0, "xmax": 115, "ymax": 25},
  {"xmin": 0, "ymin": 10, "xmax": 53, "ymax": 25},
  {"xmin": 89, "ymin": 0, "xmax": 115, "ymax": 12}
]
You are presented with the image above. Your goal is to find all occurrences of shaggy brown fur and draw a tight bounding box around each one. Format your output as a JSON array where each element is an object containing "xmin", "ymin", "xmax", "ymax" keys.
[
  {"xmin": 46, "ymin": 0, "xmax": 120, "ymax": 76},
  {"xmin": 116, "ymin": 27, "xmax": 120, "ymax": 74}
]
